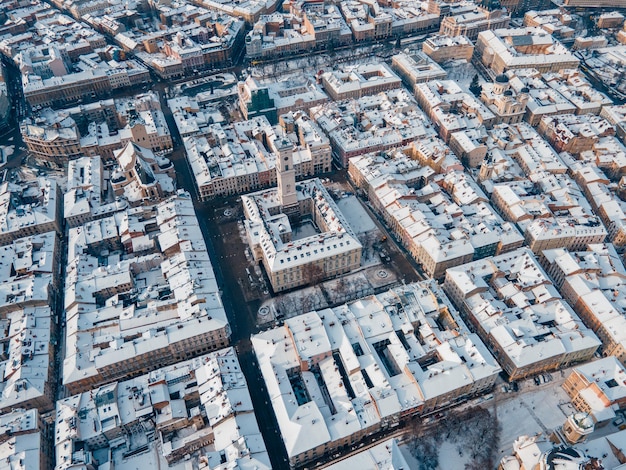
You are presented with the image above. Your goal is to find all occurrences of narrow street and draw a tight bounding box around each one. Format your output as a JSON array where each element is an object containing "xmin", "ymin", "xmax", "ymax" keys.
[
  {"xmin": 354, "ymin": 193, "xmax": 425, "ymax": 283},
  {"xmin": 167, "ymin": 135, "xmax": 291, "ymax": 468},
  {"xmin": 197, "ymin": 204, "xmax": 292, "ymax": 470},
  {"xmin": 334, "ymin": 170, "xmax": 425, "ymax": 282},
  {"xmin": 0, "ymin": 57, "xmax": 28, "ymax": 166},
  {"xmin": 171, "ymin": 162, "xmax": 426, "ymax": 469}
]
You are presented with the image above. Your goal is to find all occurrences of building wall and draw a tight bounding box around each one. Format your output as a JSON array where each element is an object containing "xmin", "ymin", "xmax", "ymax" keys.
[
  {"xmin": 266, "ymin": 246, "xmax": 361, "ymax": 292},
  {"xmin": 24, "ymin": 74, "xmax": 112, "ymax": 108},
  {"xmin": 65, "ymin": 325, "xmax": 230, "ymax": 395},
  {"xmin": 423, "ymin": 42, "xmax": 474, "ymax": 63},
  {"xmin": 23, "ymin": 133, "xmax": 82, "ymax": 162},
  {"xmin": 443, "ymin": 269, "xmax": 597, "ymax": 381},
  {"xmin": 440, "ymin": 13, "xmax": 509, "ymax": 41}
]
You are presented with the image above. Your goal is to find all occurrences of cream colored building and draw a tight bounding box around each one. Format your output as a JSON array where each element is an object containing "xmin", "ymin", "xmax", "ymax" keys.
[
  {"xmin": 540, "ymin": 244, "xmax": 626, "ymax": 365},
  {"xmin": 439, "ymin": 6, "xmax": 509, "ymax": 40},
  {"xmin": 422, "ymin": 34, "xmax": 474, "ymax": 63},
  {"xmin": 349, "ymin": 152, "xmax": 523, "ymax": 279},
  {"xmin": 444, "ymin": 248, "xmax": 601, "ymax": 381},
  {"xmin": 243, "ymin": 173, "xmax": 362, "ymax": 292},
  {"xmin": 475, "ymin": 28, "xmax": 580, "ymax": 75},
  {"xmin": 0, "ymin": 178, "xmax": 61, "ymax": 246},
  {"xmin": 252, "ymin": 282, "xmax": 500, "ymax": 468},
  {"xmin": 391, "ymin": 51, "xmax": 446, "ymax": 88},
  {"xmin": 490, "ymin": 175, "xmax": 606, "ymax": 255},
  {"xmin": 480, "ymin": 74, "xmax": 529, "ymax": 125},
  {"xmin": 562, "ymin": 357, "xmax": 626, "ymax": 424},
  {"xmin": 110, "ymin": 142, "xmax": 176, "ymax": 204},
  {"xmin": 56, "ymin": 348, "xmax": 270, "ymax": 469},
  {"xmin": 63, "ymin": 193, "xmax": 231, "ymax": 394},
  {"xmin": 320, "ymin": 63, "xmax": 402, "ymax": 101},
  {"xmin": 448, "ymin": 128, "xmax": 488, "ymax": 168},
  {"xmin": 182, "ymin": 112, "xmax": 331, "ymax": 201},
  {"xmin": 597, "ymin": 12, "xmax": 624, "ymax": 29},
  {"xmin": 21, "ymin": 92, "xmax": 172, "ymax": 165}
]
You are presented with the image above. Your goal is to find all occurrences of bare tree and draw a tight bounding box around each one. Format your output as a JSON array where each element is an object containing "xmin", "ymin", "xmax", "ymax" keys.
[
  {"xmin": 274, "ymin": 297, "xmax": 287, "ymax": 318},
  {"xmin": 406, "ymin": 406, "xmax": 500, "ymax": 470},
  {"xmin": 411, "ymin": 436, "xmax": 439, "ymax": 470},
  {"xmin": 445, "ymin": 407, "xmax": 501, "ymax": 468},
  {"xmin": 301, "ymin": 294, "xmax": 313, "ymax": 314},
  {"xmin": 334, "ymin": 277, "xmax": 349, "ymax": 302},
  {"xmin": 284, "ymin": 296, "xmax": 298, "ymax": 318},
  {"xmin": 302, "ymin": 263, "xmax": 325, "ymax": 287},
  {"xmin": 360, "ymin": 231, "xmax": 378, "ymax": 261}
]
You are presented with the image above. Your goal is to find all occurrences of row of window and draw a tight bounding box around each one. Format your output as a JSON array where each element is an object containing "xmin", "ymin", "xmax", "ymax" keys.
[{"xmin": 280, "ymin": 245, "xmax": 353, "ymax": 264}]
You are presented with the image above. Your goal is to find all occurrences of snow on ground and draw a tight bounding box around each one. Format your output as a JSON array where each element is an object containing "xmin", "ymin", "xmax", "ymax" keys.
[
  {"xmin": 292, "ymin": 220, "xmax": 319, "ymax": 240},
  {"xmin": 497, "ymin": 399, "xmax": 545, "ymax": 455},
  {"xmin": 256, "ymin": 265, "xmax": 398, "ymax": 325},
  {"xmin": 399, "ymin": 440, "xmax": 473, "ymax": 470},
  {"xmin": 321, "ymin": 271, "xmax": 373, "ymax": 305},
  {"xmin": 1, "ymin": 145, "xmax": 14, "ymax": 156},
  {"xmin": 368, "ymin": 267, "xmax": 397, "ymax": 289},
  {"xmin": 360, "ymin": 252, "xmax": 381, "ymax": 268},
  {"xmin": 437, "ymin": 440, "xmax": 472, "ymax": 469},
  {"xmin": 274, "ymin": 285, "xmax": 327, "ymax": 315},
  {"xmin": 12, "ymin": 165, "xmax": 67, "ymax": 191},
  {"xmin": 402, "ymin": 362, "xmax": 626, "ymax": 468},
  {"xmin": 442, "ymin": 60, "xmax": 485, "ymax": 91},
  {"xmin": 399, "ymin": 444, "xmax": 421, "ymax": 469},
  {"xmin": 496, "ymin": 381, "xmax": 572, "ymax": 455},
  {"xmin": 336, "ymin": 196, "xmax": 377, "ymax": 234}
]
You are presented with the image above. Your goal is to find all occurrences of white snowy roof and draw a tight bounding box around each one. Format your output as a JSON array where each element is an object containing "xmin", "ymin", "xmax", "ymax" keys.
[
  {"xmin": 62, "ymin": 193, "xmax": 229, "ymax": 390},
  {"xmin": 252, "ymin": 281, "xmax": 500, "ymax": 460},
  {"xmin": 445, "ymin": 248, "xmax": 601, "ymax": 371},
  {"xmin": 55, "ymin": 348, "xmax": 269, "ymax": 470}
]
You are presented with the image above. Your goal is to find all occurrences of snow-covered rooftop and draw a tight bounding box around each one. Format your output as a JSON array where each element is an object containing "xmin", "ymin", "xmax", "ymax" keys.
[{"xmin": 252, "ymin": 281, "xmax": 500, "ymax": 465}]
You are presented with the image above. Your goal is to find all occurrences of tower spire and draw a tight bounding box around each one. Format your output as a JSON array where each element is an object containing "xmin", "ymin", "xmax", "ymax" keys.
[{"xmin": 275, "ymin": 137, "xmax": 298, "ymax": 209}]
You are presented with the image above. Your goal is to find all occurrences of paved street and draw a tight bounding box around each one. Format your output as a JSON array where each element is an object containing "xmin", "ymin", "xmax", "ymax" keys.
[
  {"xmin": 199, "ymin": 204, "xmax": 291, "ymax": 469},
  {"xmin": 167, "ymin": 137, "xmax": 292, "ymax": 467},
  {"xmin": 332, "ymin": 174, "xmax": 426, "ymax": 283},
  {"xmin": 0, "ymin": 58, "xmax": 28, "ymax": 166}
]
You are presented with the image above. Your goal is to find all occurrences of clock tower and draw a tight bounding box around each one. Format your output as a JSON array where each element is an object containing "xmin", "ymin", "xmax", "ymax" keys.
[{"xmin": 276, "ymin": 137, "xmax": 298, "ymax": 209}]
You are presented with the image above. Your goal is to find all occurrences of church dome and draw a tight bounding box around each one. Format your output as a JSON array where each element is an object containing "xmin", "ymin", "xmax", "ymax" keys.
[{"xmin": 495, "ymin": 73, "xmax": 509, "ymax": 84}]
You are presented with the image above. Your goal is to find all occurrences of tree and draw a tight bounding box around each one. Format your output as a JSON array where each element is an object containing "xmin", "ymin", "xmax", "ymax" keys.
[
  {"xmin": 361, "ymin": 231, "xmax": 377, "ymax": 261},
  {"xmin": 301, "ymin": 293, "xmax": 313, "ymax": 314},
  {"xmin": 336, "ymin": 276, "xmax": 348, "ymax": 300},
  {"xmin": 274, "ymin": 296, "xmax": 286, "ymax": 315},
  {"xmin": 302, "ymin": 263, "xmax": 325, "ymax": 287},
  {"xmin": 410, "ymin": 435, "xmax": 439, "ymax": 470},
  {"xmin": 469, "ymin": 74, "xmax": 482, "ymax": 96}
]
